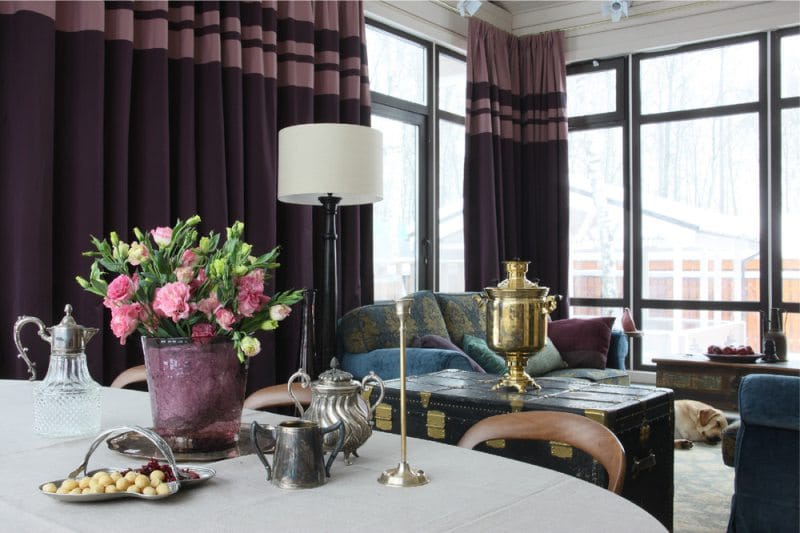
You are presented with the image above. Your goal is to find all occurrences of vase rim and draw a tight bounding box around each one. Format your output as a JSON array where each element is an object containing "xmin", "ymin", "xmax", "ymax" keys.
[{"xmin": 141, "ymin": 336, "xmax": 233, "ymax": 347}]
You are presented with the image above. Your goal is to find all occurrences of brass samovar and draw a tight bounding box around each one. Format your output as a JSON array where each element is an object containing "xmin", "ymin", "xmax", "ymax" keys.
[{"xmin": 486, "ymin": 260, "xmax": 558, "ymax": 393}]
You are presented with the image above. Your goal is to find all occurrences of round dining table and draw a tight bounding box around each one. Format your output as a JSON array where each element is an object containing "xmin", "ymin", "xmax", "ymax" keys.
[{"xmin": 0, "ymin": 379, "xmax": 666, "ymax": 532}]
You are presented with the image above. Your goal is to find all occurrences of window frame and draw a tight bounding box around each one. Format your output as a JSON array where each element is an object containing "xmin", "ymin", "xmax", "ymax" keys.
[
  {"xmin": 566, "ymin": 57, "xmax": 630, "ymax": 315},
  {"xmin": 771, "ymin": 26, "xmax": 800, "ymax": 315},
  {"xmin": 568, "ymin": 28, "xmax": 798, "ymax": 370},
  {"xmin": 367, "ymin": 19, "xmax": 466, "ymax": 298}
]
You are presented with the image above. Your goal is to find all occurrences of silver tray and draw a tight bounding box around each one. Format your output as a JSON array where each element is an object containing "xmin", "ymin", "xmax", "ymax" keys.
[
  {"xmin": 39, "ymin": 466, "xmax": 215, "ymax": 502},
  {"xmin": 107, "ymin": 424, "xmax": 267, "ymax": 461},
  {"xmin": 39, "ymin": 426, "xmax": 215, "ymax": 502}
]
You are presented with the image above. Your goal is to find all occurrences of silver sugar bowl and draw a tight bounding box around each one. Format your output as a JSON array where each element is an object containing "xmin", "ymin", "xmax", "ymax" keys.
[{"xmin": 288, "ymin": 358, "xmax": 384, "ymax": 465}]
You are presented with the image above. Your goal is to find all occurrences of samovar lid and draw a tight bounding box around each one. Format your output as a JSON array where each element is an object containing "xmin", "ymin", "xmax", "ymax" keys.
[{"xmin": 486, "ymin": 260, "xmax": 550, "ymax": 298}]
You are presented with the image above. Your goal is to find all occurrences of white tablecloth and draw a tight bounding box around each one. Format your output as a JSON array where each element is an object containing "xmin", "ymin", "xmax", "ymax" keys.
[{"xmin": 0, "ymin": 380, "xmax": 666, "ymax": 532}]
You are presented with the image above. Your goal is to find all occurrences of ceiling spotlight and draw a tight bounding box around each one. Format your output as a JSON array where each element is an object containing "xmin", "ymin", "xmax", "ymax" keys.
[
  {"xmin": 602, "ymin": 0, "xmax": 630, "ymax": 22},
  {"xmin": 457, "ymin": 0, "xmax": 482, "ymax": 17}
]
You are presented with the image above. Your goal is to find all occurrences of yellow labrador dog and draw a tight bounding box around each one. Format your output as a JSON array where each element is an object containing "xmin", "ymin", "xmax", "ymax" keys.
[{"xmin": 674, "ymin": 399, "xmax": 728, "ymax": 448}]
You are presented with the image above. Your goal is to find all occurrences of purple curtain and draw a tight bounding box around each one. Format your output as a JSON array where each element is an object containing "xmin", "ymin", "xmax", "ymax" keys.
[
  {"xmin": 464, "ymin": 19, "xmax": 569, "ymax": 316},
  {"xmin": 0, "ymin": 1, "xmax": 373, "ymax": 392}
]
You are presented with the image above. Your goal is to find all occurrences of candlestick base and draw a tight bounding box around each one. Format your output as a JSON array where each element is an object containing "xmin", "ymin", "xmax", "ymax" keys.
[{"xmin": 378, "ymin": 461, "xmax": 429, "ymax": 487}]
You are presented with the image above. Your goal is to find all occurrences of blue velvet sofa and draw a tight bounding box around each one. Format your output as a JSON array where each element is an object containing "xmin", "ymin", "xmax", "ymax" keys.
[
  {"xmin": 337, "ymin": 291, "xmax": 629, "ymax": 385},
  {"xmin": 728, "ymin": 374, "xmax": 799, "ymax": 533}
]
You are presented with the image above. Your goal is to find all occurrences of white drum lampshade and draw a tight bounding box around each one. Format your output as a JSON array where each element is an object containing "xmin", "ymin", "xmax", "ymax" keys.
[{"xmin": 278, "ymin": 123, "xmax": 383, "ymax": 206}]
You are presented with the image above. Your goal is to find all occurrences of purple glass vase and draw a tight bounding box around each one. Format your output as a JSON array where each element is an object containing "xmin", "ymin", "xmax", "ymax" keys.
[{"xmin": 142, "ymin": 337, "xmax": 248, "ymax": 453}]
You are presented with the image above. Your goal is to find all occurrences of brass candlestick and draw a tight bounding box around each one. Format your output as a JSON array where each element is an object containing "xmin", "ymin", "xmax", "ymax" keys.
[{"xmin": 378, "ymin": 297, "xmax": 429, "ymax": 487}]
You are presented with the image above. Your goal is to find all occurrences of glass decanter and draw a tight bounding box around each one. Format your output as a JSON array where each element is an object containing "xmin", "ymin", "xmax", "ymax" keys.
[{"xmin": 15, "ymin": 305, "xmax": 101, "ymax": 438}]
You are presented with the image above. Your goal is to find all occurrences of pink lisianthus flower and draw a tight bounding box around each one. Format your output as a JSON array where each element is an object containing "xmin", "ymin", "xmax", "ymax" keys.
[
  {"xmin": 269, "ymin": 304, "xmax": 292, "ymax": 322},
  {"xmin": 174, "ymin": 266, "xmax": 194, "ymax": 284},
  {"xmin": 152, "ymin": 281, "xmax": 192, "ymax": 323},
  {"xmin": 189, "ymin": 268, "xmax": 206, "ymax": 293},
  {"xmin": 214, "ymin": 307, "xmax": 236, "ymax": 331},
  {"xmin": 236, "ymin": 269, "xmax": 270, "ymax": 317},
  {"xmin": 181, "ymin": 249, "xmax": 200, "ymax": 267},
  {"xmin": 151, "ymin": 226, "xmax": 173, "ymax": 248},
  {"xmin": 197, "ymin": 293, "xmax": 220, "ymax": 319},
  {"xmin": 103, "ymin": 274, "xmax": 137, "ymax": 308},
  {"xmin": 110, "ymin": 303, "xmax": 143, "ymax": 345},
  {"xmin": 191, "ymin": 323, "xmax": 216, "ymax": 342}
]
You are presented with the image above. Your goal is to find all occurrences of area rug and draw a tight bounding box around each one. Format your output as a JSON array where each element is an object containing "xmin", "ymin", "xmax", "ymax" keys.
[{"xmin": 673, "ymin": 442, "xmax": 735, "ymax": 532}]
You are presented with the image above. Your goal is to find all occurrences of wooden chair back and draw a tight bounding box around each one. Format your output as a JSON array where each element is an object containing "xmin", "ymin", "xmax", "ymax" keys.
[
  {"xmin": 457, "ymin": 410, "xmax": 626, "ymax": 494},
  {"xmin": 110, "ymin": 364, "xmax": 147, "ymax": 389},
  {"xmin": 243, "ymin": 383, "xmax": 311, "ymax": 411}
]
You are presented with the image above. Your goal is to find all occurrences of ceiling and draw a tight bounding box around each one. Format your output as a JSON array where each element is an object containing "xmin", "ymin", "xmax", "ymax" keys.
[{"xmin": 489, "ymin": 1, "xmax": 570, "ymax": 16}]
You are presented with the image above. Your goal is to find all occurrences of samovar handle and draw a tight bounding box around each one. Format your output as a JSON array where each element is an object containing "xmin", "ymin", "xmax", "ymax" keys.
[
  {"xmin": 287, "ymin": 369, "xmax": 311, "ymax": 416},
  {"xmin": 13, "ymin": 315, "xmax": 50, "ymax": 381},
  {"xmin": 361, "ymin": 371, "xmax": 385, "ymax": 418},
  {"xmin": 542, "ymin": 295, "xmax": 561, "ymax": 315}
]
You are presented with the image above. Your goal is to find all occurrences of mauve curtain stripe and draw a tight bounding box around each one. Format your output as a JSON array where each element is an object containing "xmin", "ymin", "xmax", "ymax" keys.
[
  {"xmin": 465, "ymin": 19, "xmax": 568, "ymax": 312},
  {"xmin": 0, "ymin": 1, "xmax": 373, "ymax": 388}
]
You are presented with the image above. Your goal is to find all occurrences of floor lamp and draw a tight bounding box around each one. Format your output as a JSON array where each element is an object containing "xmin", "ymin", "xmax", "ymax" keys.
[{"xmin": 278, "ymin": 123, "xmax": 383, "ymax": 377}]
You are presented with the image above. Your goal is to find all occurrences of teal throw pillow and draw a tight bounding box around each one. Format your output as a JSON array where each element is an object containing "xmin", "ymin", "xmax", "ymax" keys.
[
  {"xmin": 525, "ymin": 338, "xmax": 567, "ymax": 376},
  {"xmin": 462, "ymin": 335, "xmax": 507, "ymax": 375}
]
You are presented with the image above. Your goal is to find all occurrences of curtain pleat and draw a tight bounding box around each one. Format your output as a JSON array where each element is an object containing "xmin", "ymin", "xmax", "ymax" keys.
[
  {"xmin": 464, "ymin": 19, "xmax": 569, "ymax": 316},
  {"xmin": 0, "ymin": 1, "xmax": 373, "ymax": 391}
]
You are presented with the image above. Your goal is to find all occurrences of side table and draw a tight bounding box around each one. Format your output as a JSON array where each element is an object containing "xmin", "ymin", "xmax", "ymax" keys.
[{"xmin": 653, "ymin": 354, "xmax": 800, "ymax": 411}]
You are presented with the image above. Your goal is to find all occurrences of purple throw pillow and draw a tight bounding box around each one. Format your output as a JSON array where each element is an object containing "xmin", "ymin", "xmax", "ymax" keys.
[
  {"xmin": 410, "ymin": 335, "xmax": 486, "ymax": 373},
  {"xmin": 548, "ymin": 317, "xmax": 615, "ymax": 369}
]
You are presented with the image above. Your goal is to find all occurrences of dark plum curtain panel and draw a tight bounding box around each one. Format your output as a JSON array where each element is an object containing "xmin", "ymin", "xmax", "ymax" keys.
[
  {"xmin": 464, "ymin": 19, "xmax": 569, "ymax": 317},
  {"xmin": 0, "ymin": 1, "xmax": 373, "ymax": 392}
]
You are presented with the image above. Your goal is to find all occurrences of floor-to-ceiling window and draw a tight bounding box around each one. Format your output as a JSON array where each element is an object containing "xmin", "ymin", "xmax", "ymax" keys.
[
  {"xmin": 366, "ymin": 21, "xmax": 466, "ymax": 301},
  {"xmin": 568, "ymin": 27, "xmax": 799, "ymax": 370}
]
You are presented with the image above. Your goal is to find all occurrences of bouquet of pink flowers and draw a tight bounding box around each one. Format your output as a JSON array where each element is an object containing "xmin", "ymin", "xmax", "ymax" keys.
[{"xmin": 77, "ymin": 215, "xmax": 303, "ymax": 361}]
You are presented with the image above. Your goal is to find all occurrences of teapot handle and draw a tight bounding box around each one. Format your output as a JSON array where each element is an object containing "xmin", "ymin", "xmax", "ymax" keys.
[
  {"xmin": 13, "ymin": 316, "xmax": 50, "ymax": 381},
  {"xmin": 361, "ymin": 372, "xmax": 385, "ymax": 418},
  {"xmin": 287, "ymin": 369, "xmax": 311, "ymax": 416},
  {"xmin": 250, "ymin": 422, "xmax": 276, "ymax": 481}
]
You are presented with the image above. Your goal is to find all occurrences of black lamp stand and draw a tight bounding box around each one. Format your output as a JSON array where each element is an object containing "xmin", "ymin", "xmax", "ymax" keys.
[{"xmin": 315, "ymin": 193, "xmax": 341, "ymax": 377}]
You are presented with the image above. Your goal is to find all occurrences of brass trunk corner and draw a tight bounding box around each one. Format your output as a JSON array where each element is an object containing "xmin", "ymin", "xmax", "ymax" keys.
[{"xmin": 584, "ymin": 408, "xmax": 607, "ymax": 426}]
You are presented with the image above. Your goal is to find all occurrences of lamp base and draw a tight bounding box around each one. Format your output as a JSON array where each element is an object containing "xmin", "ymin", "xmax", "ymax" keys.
[
  {"xmin": 378, "ymin": 461, "xmax": 429, "ymax": 487},
  {"xmin": 492, "ymin": 352, "xmax": 540, "ymax": 393}
]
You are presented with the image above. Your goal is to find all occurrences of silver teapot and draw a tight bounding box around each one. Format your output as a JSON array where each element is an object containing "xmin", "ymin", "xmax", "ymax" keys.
[{"xmin": 288, "ymin": 358, "xmax": 384, "ymax": 465}]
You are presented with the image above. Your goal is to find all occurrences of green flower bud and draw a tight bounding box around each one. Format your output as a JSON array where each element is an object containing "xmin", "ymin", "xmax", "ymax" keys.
[
  {"xmin": 210, "ymin": 258, "xmax": 227, "ymax": 278},
  {"xmin": 233, "ymin": 265, "xmax": 248, "ymax": 277},
  {"xmin": 240, "ymin": 243, "xmax": 252, "ymax": 257},
  {"xmin": 227, "ymin": 221, "xmax": 244, "ymax": 240},
  {"xmin": 260, "ymin": 319, "xmax": 278, "ymax": 331},
  {"xmin": 75, "ymin": 276, "xmax": 89, "ymax": 289},
  {"xmin": 110, "ymin": 232, "xmax": 119, "ymax": 246},
  {"xmin": 117, "ymin": 242, "xmax": 129, "ymax": 258},
  {"xmin": 199, "ymin": 236, "xmax": 212, "ymax": 254},
  {"xmin": 186, "ymin": 215, "xmax": 201, "ymax": 226},
  {"xmin": 133, "ymin": 227, "xmax": 145, "ymax": 242}
]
